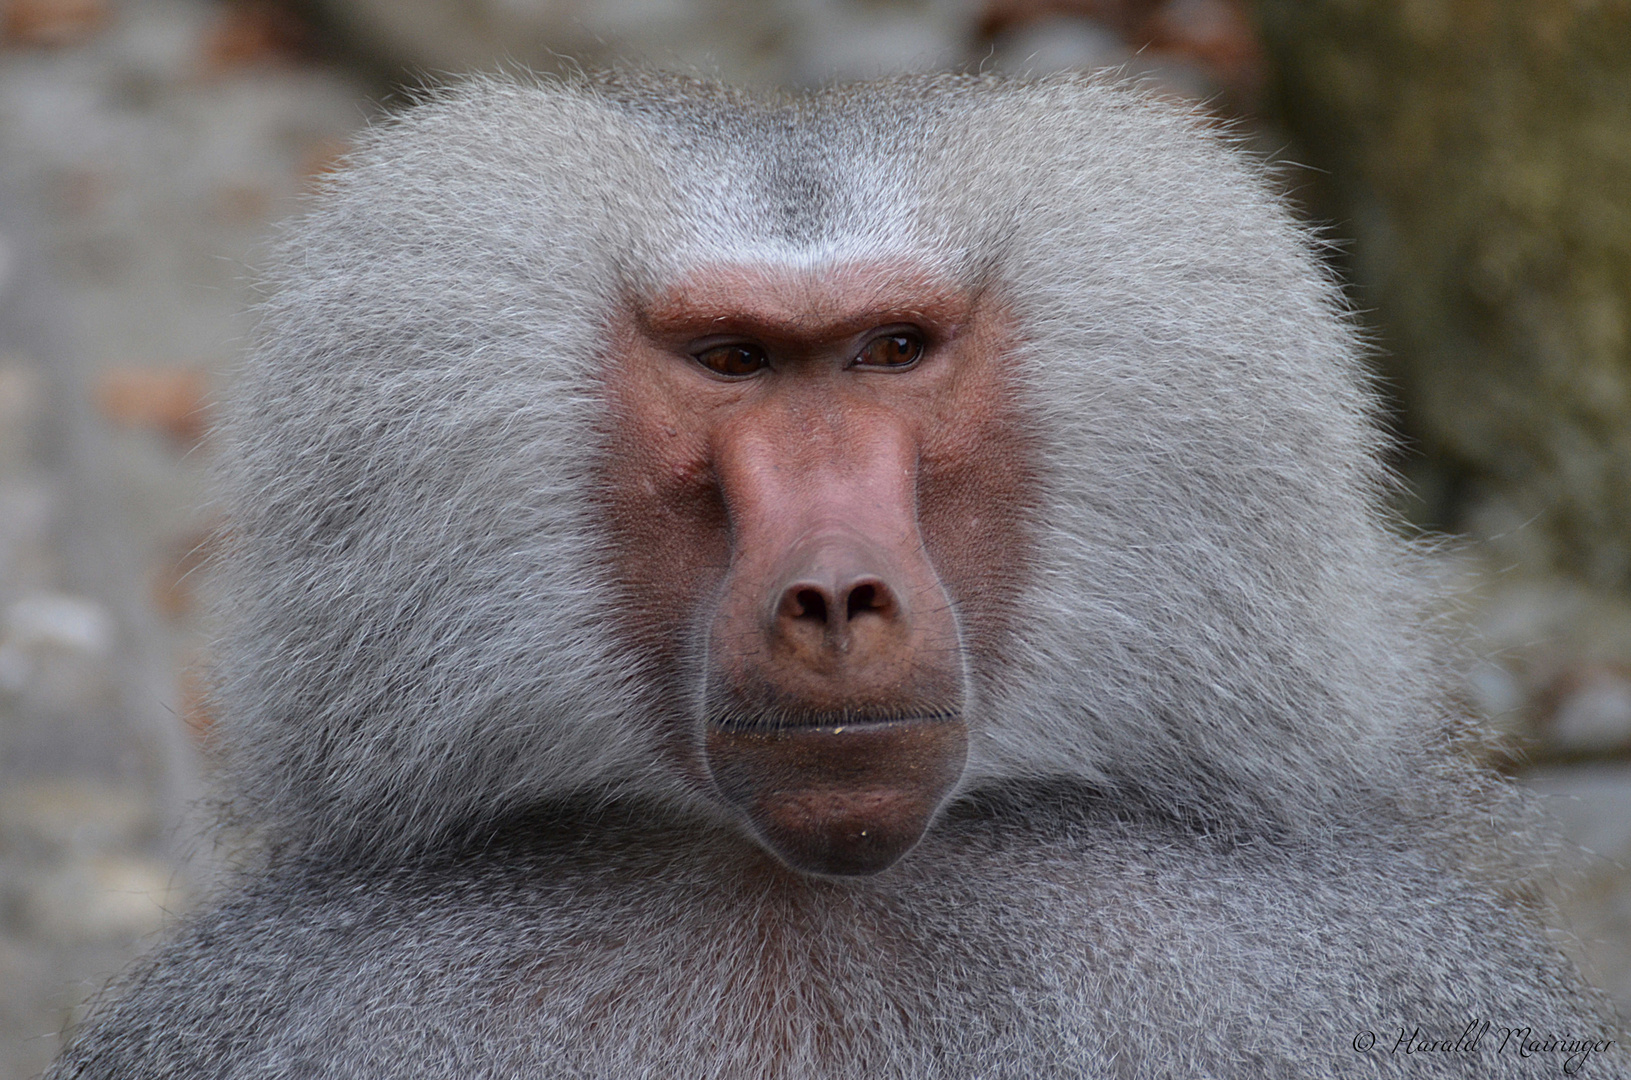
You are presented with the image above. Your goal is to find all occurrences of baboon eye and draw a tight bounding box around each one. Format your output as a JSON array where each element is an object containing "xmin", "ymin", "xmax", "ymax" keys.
[
  {"xmin": 855, "ymin": 329, "xmax": 924, "ymax": 370},
  {"xmin": 694, "ymin": 343, "xmax": 769, "ymax": 377}
]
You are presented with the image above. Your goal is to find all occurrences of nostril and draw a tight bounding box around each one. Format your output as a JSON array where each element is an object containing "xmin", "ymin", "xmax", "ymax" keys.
[
  {"xmin": 793, "ymin": 588, "xmax": 828, "ymax": 623},
  {"xmin": 846, "ymin": 580, "xmax": 894, "ymax": 621},
  {"xmin": 847, "ymin": 583, "xmax": 875, "ymax": 621}
]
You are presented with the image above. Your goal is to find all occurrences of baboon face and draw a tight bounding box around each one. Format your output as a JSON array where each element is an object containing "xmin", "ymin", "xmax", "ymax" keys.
[
  {"xmin": 213, "ymin": 74, "xmax": 1407, "ymax": 869},
  {"xmin": 600, "ymin": 260, "xmax": 1036, "ymax": 875}
]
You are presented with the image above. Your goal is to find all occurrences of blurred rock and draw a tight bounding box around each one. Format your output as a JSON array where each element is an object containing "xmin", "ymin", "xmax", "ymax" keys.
[
  {"xmin": 7, "ymin": 854, "xmax": 179, "ymax": 943},
  {"xmin": 42, "ymin": 168, "xmax": 110, "ymax": 222},
  {"xmin": 978, "ymin": 0, "xmax": 1155, "ymax": 39},
  {"xmin": 986, "ymin": 15, "xmax": 1125, "ymax": 74},
  {"xmin": 151, "ymin": 529, "xmax": 213, "ymax": 620},
  {"xmin": 0, "ymin": 233, "xmax": 13, "ymax": 299},
  {"xmin": 176, "ymin": 653, "xmax": 213, "ymax": 742},
  {"xmin": 316, "ymin": 0, "xmax": 796, "ymax": 84},
  {"xmin": 298, "ymin": 135, "xmax": 350, "ymax": 183},
  {"xmin": 202, "ymin": 0, "xmax": 317, "ymax": 73},
  {"xmin": 1147, "ymin": 0, "xmax": 1259, "ymax": 96},
  {"xmin": 1528, "ymin": 764, "xmax": 1631, "ymax": 873},
  {"xmin": 979, "ymin": 0, "xmax": 1262, "ymax": 101},
  {"xmin": 1459, "ymin": 571, "xmax": 1631, "ymax": 762},
  {"xmin": 0, "ymin": 781, "xmax": 177, "ymax": 947},
  {"xmin": 0, "ymin": 780, "xmax": 155, "ymax": 858},
  {"xmin": 2, "ymin": 0, "xmax": 109, "ymax": 49},
  {"xmin": 1546, "ymin": 667, "xmax": 1631, "ymax": 757},
  {"xmin": 1, "ymin": 594, "xmax": 113, "ymax": 658},
  {"xmin": 307, "ymin": 0, "xmax": 1268, "ymax": 96},
  {"xmin": 0, "ymin": 593, "xmax": 115, "ymax": 712},
  {"xmin": 0, "ymin": 475, "xmax": 59, "ymax": 597},
  {"xmin": 211, "ymin": 182, "xmax": 273, "ymax": 224},
  {"xmin": 1526, "ymin": 764, "xmax": 1631, "ymax": 1008},
  {"xmin": 1465, "ymin": 657, "xmax": 1526, "ymax": 735},
  {"xmin": 0, "ymin": 358, "xmax": 42, "ymax": 468},
  {"xmin": 313, "ymin": 0, "xmax": 977, "ymax": 86},
  {"xmin": 790, "ymin": 3, "xmax": 963, "ymax": 83},
  {"xmin": 94, "ymin": 366, "xmax": 212, "ymax": 447},
  {"xmin": 0, "ymin": 936, "xmax": 51, "ymax": 1080}
]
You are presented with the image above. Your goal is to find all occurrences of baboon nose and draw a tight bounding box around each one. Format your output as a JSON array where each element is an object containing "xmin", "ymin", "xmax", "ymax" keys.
[{"xmin": 747, "ymin": 529, "xmax": 939, "ymax": 687}]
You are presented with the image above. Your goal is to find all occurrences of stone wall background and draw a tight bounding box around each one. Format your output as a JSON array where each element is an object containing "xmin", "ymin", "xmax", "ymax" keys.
[{"xmin": 0, "ymin": 2, "xmax": 1625, "ymax": 1076}]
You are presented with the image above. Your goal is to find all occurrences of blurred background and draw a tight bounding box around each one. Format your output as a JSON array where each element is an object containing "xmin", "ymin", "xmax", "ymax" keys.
[{"xmin": 0, "ymin": 0, "xmax": 1627, "ymax": 1073}]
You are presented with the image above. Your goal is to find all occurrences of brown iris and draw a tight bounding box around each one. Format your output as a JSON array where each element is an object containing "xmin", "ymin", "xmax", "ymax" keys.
[
  {"xmin": 855, "ymin": 330, "xmax": 924, "ymax": 370},
  {"xmin": 694, "ymin": 343, "xmax": 769, "ymax": 377}
]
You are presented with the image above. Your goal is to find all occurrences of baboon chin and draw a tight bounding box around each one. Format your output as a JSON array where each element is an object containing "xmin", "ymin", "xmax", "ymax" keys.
[{"xmin": 47, "ymin": 71, "xmax": 1625, "ymax": 1080}]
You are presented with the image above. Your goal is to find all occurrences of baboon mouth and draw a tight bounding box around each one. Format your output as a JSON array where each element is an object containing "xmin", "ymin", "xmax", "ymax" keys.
[
  {"xmin": 706, "ymin": 709, "xmax": 962, "ymax": 733},
  {"xmin": 704, "ymin": 713, "xmax": 969, "ymax": 876}
]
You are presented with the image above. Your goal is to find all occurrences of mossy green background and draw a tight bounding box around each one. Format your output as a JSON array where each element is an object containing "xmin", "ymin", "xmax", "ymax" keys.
[{"xmin": 1259, "ymin": 0, "xmax": 1631, "ymax": 588}]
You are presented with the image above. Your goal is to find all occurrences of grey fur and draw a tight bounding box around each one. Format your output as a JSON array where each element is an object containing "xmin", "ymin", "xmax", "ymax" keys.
[{"xmin": 49, "ymin": 71, "xmax": 1626, "ymax": 1078}]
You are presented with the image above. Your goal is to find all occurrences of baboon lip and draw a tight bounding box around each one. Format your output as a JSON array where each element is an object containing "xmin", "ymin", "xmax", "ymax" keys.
[
  {"xmin": 704, "ymin": 715, "xmax": 969, "ymax": 876},
  {"xmin": 705, "ymin": 710, "xmax": 961, "ymax": 734}
]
